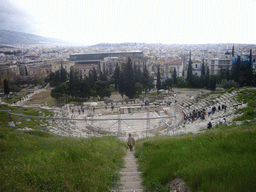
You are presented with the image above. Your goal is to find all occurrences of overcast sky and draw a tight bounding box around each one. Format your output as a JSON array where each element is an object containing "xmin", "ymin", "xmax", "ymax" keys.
[{"xmin": 2, "ymin": 0, "xmax": 256, "ymax": 45}]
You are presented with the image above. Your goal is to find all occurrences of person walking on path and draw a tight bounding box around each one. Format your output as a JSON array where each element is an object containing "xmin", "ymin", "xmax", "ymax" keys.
[{"xmin": 127, "ymin": 133, "xmax": 135, "ymax": 151}]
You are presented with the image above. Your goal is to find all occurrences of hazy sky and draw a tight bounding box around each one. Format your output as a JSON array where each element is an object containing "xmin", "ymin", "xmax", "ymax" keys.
[{"xmin": 2, "ymin": 0, "xmax": 256, "ymax": 45}]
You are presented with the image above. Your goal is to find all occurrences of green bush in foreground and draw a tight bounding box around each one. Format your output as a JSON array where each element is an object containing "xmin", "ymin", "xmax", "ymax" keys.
[
  {"xmin": 135, "ymin": 123, "xmax": 256, "ymax": 192},
  {"xmin": 0, "ymin": 124, "xmax": 126, "ymax": 191}
]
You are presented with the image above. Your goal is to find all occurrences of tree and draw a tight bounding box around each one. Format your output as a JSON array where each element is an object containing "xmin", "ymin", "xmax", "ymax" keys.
[
  {"xmin": 141, "ymin": 64, "xmax": 151, "ymax": 93},
  {"xmin": 48, "ymin": 71, "xmax": 60, "ymax": 87},
  {"xmin": 244, "ymin": 49, "xmax": 254, "ymax": 86},
  {"xmin": 135, "ymin": 82, "xmax": 143, "ymax": 96},
  {"xmin": 200, "ymin": 59, "xmax": 206, "ymax": 87},
  {"xmin": 205, "ymin": 67, "xmax": 210, "ymax": 88},
  {"xmin": 113, "ymin": 64, "xmax": 121, "ymax": 90},
  {"xmin": 239, "ymin": 60, "xmax": 253, "ymax": 86},
  {"xmin": 4, "ymin": 79, "xmax": 9, "ymax": 95},
  {"xmin": 92, "ymin": 67, "xmax": 98, "ymax": 83},
  {"xmin": 218, "ymin": 79, "xmax": 239, "ymax": 89},
  {"xmin": 51, "ymin": 83, "xmax": 68, "ymax": 100},
  {"xmin": 173, "ymin": 67, "xmax": 177, "ymax": 85},
  {"xmin": 226, "ymin": 68, "xmax": 230, "ymax": 80},
  {"xmin": 149, "ymin": 76, "xmax": 155, "ymax": 91},
  {"xmin": 134, "ymin": 64, "xmax": 141, "ymax": 83},
  {"xmin": 231, "ymin": 56, "xmax": 240, "ymax": 83},
  {"xmin": 208, "ymin": 75, "xmax": 217, "ymax": 90},
  {"xmin": 99, "ymin": 71, "xmax": 107, "ymax": 81},
  {"xmin": 77, "ymin": 78, "xmax": 91, "ymax": 99},
  {"xmin": 94, "ymin": 81, "xmax": 111, "ymax": 99},
  {"xmin": 192, "ymin": 75, "xmax": 201, "ymax": 88},
  {"xmin": 60, "ymin": 61, "xmax": 68, "ymax": 83},
  {"xmin": 176, "ymin": 77, "xmax": 187, "ymax": 88},
  {"xmin": 163, "ymin": 78, "xmax": 173, "ymax": 93},
  {"xmin": 186, "ymin": 50, "xmax": 193, "ymax": 88},
  {"xmin": 156, "ymin": 65, "xmax": 161, "ymax": 91},
  {"xmin": 119, "ymin": 73, "xmax": 125, "ymax": 98},
  {"xmin": 218, "ymin": 67, "xmax": 226, "ymax": 84},
  {"xmin": 123, "ymin": 57, "xmax": 136, "ymax": 99},
  {"xmin": 67, "ymin": 69, "xmax": 76, "ymax": 98}
]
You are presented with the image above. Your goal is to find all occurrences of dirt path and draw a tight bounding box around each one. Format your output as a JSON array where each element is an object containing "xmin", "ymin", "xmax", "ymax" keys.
[{"xmin": 117, "ymin": 148, "xmax": 144, "ymax": 192}]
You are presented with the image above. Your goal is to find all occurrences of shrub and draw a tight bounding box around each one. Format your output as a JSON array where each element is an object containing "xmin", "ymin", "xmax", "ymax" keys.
[{"xmin": 217, "ymin": 79, "xmax": 239, "ymax": 89}]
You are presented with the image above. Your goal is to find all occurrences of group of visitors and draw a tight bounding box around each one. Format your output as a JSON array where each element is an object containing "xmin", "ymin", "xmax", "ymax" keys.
[
  {"xmin": 184, "ymin": 103, "xmax": 228, "ymax": 122},
  {"xmin": 183, "ymin": 109, "xmax": 206, "ymax": 122},
  {"xmin": 207, "ymin": 117, "xmax": 226, "ymax": 129},
  {"xmin": 182, "ymin": 102, "xmax": 228, "ymax": 130}
]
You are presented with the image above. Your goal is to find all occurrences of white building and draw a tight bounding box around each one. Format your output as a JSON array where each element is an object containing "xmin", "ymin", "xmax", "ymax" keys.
[
  {"xmin": 208, "ymin": 58, "xmax": 232, "ymax": 75},
  {"xmin": 163, "ymin": 59, "xmax": 184, "ymax": 79}
]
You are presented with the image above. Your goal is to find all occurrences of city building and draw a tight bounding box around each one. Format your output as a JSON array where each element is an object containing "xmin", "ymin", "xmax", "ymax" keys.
[{"xmin": 163, "ymin": 59, "xmax": 184, "ymax": 79}]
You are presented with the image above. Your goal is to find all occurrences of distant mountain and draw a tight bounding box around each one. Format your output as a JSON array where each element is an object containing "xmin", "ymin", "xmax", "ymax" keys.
[{"xmin": 0, "ymin": 30, "xmax": 70, "ymax": 45}]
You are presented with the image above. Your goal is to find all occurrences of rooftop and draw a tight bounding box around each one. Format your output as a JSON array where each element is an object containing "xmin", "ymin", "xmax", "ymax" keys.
[{"xmin": 164, "ymin": 59, "xmax": 183, "ymax": 65}]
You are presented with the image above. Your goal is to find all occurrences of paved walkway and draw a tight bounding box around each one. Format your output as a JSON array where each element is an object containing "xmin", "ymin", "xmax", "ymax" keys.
[{"xmin": 116, "ymin": 148, "xmax": 144, "ymax": 192}]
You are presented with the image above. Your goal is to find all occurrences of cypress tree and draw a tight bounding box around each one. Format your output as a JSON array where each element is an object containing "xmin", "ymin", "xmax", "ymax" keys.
[
  {"xmin": 205, "ymin": 67, "xmax": 210, "ymax": 88},
  {"xmin": 156, "ymin": 65, "xmax": 161, "ymax": 91},
  {"xmin": 113, "ymin": 64, "xmax": 120, "ymax": 90},
  {"xmin": 240, "ymin": 49, "xmax": 253, "ymax": 86},
  {"xmin": 186, "ymin": 50, "xmax": 193, "ymax": 87},
  {"xmin": 226, "ymin": 68, "xmax": 230, "ymax": 80},
  {"xmin": 119, "ymin": 73, "xmax": 125, "ymax": 98},
  {"xmin": 231, "ymin": 56, "xmax": 240, "ymax": 83},
  {"xmin": 4, "ymin": 79, "xmax": 9, "ymax": 95},
  {"xmin": 92, "ymin": 67, "xmax": 98, "ymax": 83},
  {"xmin": 60, "ymin": 61, "xmax": 67, "ymax": 83},
  {"xmin": 142, "ymin": 64, "xmax": 150, "ymax": 93},
  {"xmin": 68, "ymin": 69, "xmax": 75, "ymax": 98},
  {"xmin": 99, "ymin": 71, "xmax": 107, "ymax": 81},
  {"xmin": 232, "ymin": 45, "xmax": 235, "ymax": 57},
  {"xmin": 173, "ymin": 67, "xmax": 177, "ymax": 85},
  {"xmin": 123, "ymin": 57, "xmax": 136, "ymax": 99},
  {"xmin": 200, "ymin": 59, "xmax": 206, "ymax": 87}
]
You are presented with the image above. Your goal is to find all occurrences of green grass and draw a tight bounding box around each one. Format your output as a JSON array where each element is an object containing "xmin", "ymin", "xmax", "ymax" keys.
[
  {"xmin": 1, "ymin": 92, "xmax": 26, "ymax": 104},
  {"xmin": 135, "ymin": 123, "xmax": 256, "ymax": 192},
  {"xmin": 0, "ymin": 105, "xmax": 54, "ymax": 132},
  {"xmin": 234, "ymin": 89, "xmax": 256, "ymax": 121},
  {"xmin": 24, "ymin": 89, "xmax": 58, "ymax": 106},
  {"xmin": 0, "ymin": 120, "xmax": 126, "ymax": 191}
]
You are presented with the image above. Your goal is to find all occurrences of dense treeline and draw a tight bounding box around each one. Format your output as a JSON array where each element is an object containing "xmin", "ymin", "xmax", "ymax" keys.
[
  {"xmin": 47, "ymin": 66, "xmax": 110, "ymax": 101},
  {"xmin": 160, "ymin": 49, "xmax": 256, "ymax": 91},
  {"xmin": 48, "ymin": 51, "xmax": 256, "ymax": 101},
  {"xmin": 48, "ymin": 58, "xmax": 154, "ymax": 101},
  {"xmin": 113, "ymin": 57, "xmax": 154, "ymax": 99}
]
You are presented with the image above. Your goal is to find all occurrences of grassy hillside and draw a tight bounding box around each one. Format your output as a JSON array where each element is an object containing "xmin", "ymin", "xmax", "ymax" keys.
[
  {"xmin": 135, "ymin": 122, "xmax": 256, "ymax": 191},
  {"xmin": 0, "ymin": 107, "xmax": 126, "ymax": 191},
  {"xmin": 24, "ymin": 89, "xmax": 57, "ymax": 106}
]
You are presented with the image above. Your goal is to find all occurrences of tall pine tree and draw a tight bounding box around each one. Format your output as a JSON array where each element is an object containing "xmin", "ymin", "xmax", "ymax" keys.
[
  {"xmin": 113, "ymin": 64, "xmax": 121, "ymax": 90},
  {"xmin": 123, "ymin": 57, "xmax": 136, "ymax": 99},
  {"xmin": 232, "ymin": 45, "xmax": 235, "ymax": 57},
  {"xmin": 205, "ymin": 67, "xmax": 210, "ymax": 88},
  {"xmin": 186, "ymin": 50, "xmax": 193, "ymax": 87},
  {"xmin": 60, "ymin": 61, "xmax": 68, "ymax": 83},
  {"xmin": 200, "ymin": 59, "xmax": 206, "ymax": 87},
  {"xmin": 119, "ymin": 73, "xmax": 125, "ymax": 98},
  {"xmin": 231, "ymin": 56, "xmax": 240, "ymax": 83},
  {"xmin": 156, "ymin": 65, "xmax": 161, "ymax": 91},
  {"xmin": 173, "ymin": 67, "xmax": 177, "ymax": 85},
  {"xmin": 142, "ymin": 64, "xmax": 150, "ymax": 93},
  {"xmin": 4, "ymin": 79, "xmax": 9, "ymax": 95}
]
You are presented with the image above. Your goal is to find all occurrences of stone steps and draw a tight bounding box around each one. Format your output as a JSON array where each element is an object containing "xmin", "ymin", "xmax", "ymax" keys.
[{"xmin": 116, "ymin": 149, "xmax": 144, "ymax": 191}]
